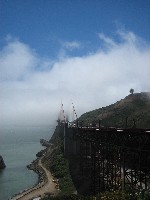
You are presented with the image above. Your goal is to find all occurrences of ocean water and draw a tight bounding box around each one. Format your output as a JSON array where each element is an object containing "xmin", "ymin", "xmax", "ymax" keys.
[{"xmin": 0, "ymin": 126, "xmax": 55, "ymax": 200}]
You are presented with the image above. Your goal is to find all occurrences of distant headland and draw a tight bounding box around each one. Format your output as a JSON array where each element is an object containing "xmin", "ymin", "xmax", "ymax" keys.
[{"xmin": 0, "ymin": 155, "xmax": 6, "ymax": 169}]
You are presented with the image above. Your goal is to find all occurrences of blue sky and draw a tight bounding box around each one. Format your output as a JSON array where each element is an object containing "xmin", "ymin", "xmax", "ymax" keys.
[
  {"xmin": 0, "ymin": 0, "xmax": 150, "ymax": 126},
  {"xmin": 1, "ymin": 0, "xmax": 150, "ymax": 57}
]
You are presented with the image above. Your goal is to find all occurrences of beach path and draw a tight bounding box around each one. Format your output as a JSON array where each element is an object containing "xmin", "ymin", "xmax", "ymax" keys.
[{"xmin": 11, "ymin": 156, "xmax": 58, "ymax": 200}]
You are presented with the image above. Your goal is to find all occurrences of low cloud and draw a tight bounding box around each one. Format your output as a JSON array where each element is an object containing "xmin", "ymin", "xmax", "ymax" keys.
[
  {"xmin": 0, "ymin": 31, "xmax": 150, "ymax": 127},
  {"xmin": 98, "ymin": 33, "xmax": 117, "ymax": 48},
  {"xmin": 62, "ymin": 41, "xmax": 81, "ymax": 50}
]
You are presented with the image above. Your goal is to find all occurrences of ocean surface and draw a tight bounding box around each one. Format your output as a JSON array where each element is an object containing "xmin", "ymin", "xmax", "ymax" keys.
[{"xmin": 0, "ymin": 125, "xmax": 55, "ymax": 200}]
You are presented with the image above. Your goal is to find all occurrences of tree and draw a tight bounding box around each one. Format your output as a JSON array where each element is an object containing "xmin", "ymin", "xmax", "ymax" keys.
[{"xmin": 129, "ymin": 88, "xmax": 134, "ymax": 94}]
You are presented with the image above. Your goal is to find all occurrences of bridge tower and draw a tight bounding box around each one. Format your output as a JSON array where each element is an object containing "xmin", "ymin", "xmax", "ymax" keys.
[
  {"xmin": 57, "ymin": 102, "xmax": 66, "ymax": 126},
  {"xmin": 64, "ymin": 102, "xmax": 80, "ymax": 157},
  {"xmin": 68, "ymin": 102, "xmax": 78, "ymax": 127}
]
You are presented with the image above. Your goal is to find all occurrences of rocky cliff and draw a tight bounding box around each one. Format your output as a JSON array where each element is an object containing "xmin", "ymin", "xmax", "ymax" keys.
[{"xmin": 0, "ymin": 155, "xmax": 6, "ymax": 169}]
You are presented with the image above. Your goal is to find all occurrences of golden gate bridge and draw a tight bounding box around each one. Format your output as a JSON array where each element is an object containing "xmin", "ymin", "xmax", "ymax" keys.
[{"xmin": 57, "ymin": 103, "xmax": 150, "ymax": 195}]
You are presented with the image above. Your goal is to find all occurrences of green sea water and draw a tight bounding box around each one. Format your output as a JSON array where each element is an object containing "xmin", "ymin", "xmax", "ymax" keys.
[{"xmin": 0, "ymin": 126, "xmax": 55, "ymax": 200}]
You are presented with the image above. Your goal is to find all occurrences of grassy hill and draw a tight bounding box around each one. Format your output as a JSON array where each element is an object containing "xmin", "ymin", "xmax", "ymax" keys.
[{"xmin": 79, "ymin": 92, "xmax": 150, "ymax": 128}]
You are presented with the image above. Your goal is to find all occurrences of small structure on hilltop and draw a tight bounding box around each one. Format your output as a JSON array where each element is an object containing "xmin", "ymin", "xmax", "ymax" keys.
[{"xmin": 129, "ymin": 88, "xmax": 134, "ymax": 94}]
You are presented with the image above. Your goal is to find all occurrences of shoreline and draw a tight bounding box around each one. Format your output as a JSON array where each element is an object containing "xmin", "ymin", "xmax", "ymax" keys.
[
  {"xmin": 27, "ymin": 158, "xmax": 47, "ymax": 186},
  {"xmin": 10, "ymin": 146, "xmax": 59, "ymax": 200}
]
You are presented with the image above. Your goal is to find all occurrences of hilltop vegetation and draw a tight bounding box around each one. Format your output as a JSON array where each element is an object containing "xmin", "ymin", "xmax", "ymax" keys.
[{"xmin": 79, "ymin": 92, "xmax": 150, "ymax": 128}]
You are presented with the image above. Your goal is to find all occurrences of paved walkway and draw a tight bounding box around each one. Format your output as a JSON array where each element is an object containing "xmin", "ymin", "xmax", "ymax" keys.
[{"xmin": 11, "ymin": 156, "xmax": 58, "ymax": 200}]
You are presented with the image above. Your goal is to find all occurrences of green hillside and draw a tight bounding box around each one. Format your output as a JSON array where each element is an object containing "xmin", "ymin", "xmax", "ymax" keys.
[{"xmin": 79, "ymin": 92, "xmax": 150, "ymax": 128}]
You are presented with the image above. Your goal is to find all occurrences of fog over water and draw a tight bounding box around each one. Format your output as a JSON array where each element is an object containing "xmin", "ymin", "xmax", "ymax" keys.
[{"xmin": 0, "ymin": 31, "xmax": 150, "ymax": 128}]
